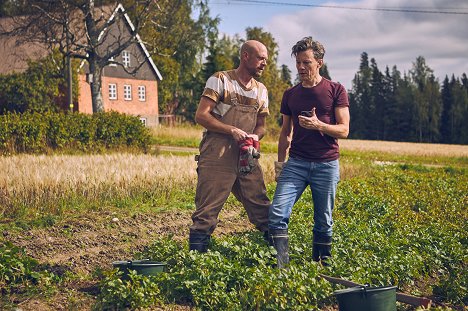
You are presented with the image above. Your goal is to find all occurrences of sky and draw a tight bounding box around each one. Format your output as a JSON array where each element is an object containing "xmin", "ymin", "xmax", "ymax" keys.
[{"xmin": 206, "ymin": 0, "xmax": 468, "ymax": 89}]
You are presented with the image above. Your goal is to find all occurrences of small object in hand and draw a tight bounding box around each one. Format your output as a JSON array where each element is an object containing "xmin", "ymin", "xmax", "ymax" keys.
[
  {"xmin": 238, "ymin": 137, "xmax": 260, "ymax": 174},
  {"xmin": 300, "ymin": 111, "xmax": 312, "ymax": 117}
]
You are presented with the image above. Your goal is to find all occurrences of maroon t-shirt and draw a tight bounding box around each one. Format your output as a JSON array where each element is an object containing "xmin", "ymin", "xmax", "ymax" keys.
[{"xmin": 280, "ymin": 78, "xmax": 349, "ymax": 162}]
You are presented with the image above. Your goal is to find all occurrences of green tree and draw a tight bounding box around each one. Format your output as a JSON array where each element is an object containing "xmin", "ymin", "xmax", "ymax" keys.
[
  {"xmin": 349, "ymin": 52, "xmax": 372, "ymax": 138},
  {"xmin": 202, "ymin": 34, "xmax": 240, "ymax": 82},
  {"xmin": 136, "ymin": 0, "xmax": 218, "ymax": 122},
  {"xmin": 280, "ymin": 64, "xmax": 293, "ymax": 87},
  {"xmin": 369, "ymin": 58, "xmax": 385, "ymax": 140},
  {"xmin": 409, "ymin": 56, "xmax": 441, "ymax": 142},
  {"xmin": 461, "ymin": 73, "xmax": 468, "ymax": 144},
  {"xmin": 1, "ymin": 0, "xmax": 159, "ymax": 113},
  {"xmin": 0, "ymin": 50, "xmax": 79, "ymax": 113},
  {"xmin": 319, "ymin": 63, "xmax": 331, "ymax": 80},
  {"xmin": 245, "ymin": 27, "xmax": 290, "ymax": 126},
  {"xmin": 383, "ymin": 66, "xmax": 406, "ymax": 141},
  {"xmin": 440, "ymin": 76, "xmax": 454, "ymax": 143},
  {"xmin": 448, "ymin": 76, "xmax": 468, "ymax": 144},
  {"xmin": 395, "ymin": 73, "xmax": 416, "ymax": 141}
]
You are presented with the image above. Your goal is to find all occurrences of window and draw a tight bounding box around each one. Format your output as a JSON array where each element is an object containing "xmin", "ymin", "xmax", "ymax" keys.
[
  {"xmin": 139, "ymin": 117, "xmax": 147, "ymax": 126},
  {"xmin": 138, "ymin": 86, "xmax": 146, "ymax": 101},
  {"xmin": 122, "ymin": 50, "xmax": 130, "ymax": 67},
  {"xmin": 109, "ymin": 83, "xmax": 117, "ymax": 100},
  {"xmin": 108, "ymin": 56, "xmax": 117, "ymax": 67},
  {"xmin": 124, "ymin": 84, "xmax": 132, "ymax": 100}
]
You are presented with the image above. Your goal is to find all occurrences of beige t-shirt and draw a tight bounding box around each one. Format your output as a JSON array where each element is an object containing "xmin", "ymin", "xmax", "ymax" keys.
[{"xmin": 202, "ymin": 70, "xmax": 269, "ymax": 118}]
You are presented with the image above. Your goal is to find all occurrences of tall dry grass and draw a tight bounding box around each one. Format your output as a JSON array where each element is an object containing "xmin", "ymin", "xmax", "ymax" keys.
[
  {"xmin": 0, "ymin": 154, "xmax": 198, "ymax": 219},
  {"xmin": 340, "ymin": 139, "xmax": 468, "ymax": 157},
  {"xmin": 0, "ymin": 152, "xmax": 360, "ymax": 216}
]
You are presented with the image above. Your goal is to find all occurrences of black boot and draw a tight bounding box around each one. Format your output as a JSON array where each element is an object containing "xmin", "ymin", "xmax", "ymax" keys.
[
  {"xmin": 270, "ymin": 229, "xmax": 289, "ymax": 268},
  {"xmin": 312, "ymin": 233, "xmax": 332, "ymax": 266},
  {"xmin": 263, "ymin": 230, "xmax": 274, "ymax": 246},
  {"xmin": 189, "ymin": 231, "xmax": 210, "ymax": 253}
]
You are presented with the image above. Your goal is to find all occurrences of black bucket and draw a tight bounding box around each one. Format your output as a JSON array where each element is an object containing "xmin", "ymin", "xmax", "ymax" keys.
[
  {"xmin": 333, "ymin": 285, "xmax": 397, "ymax": 311},
  {"xmin": 112, "ymin": 259, "xmax": 166, "ymax": 278}
]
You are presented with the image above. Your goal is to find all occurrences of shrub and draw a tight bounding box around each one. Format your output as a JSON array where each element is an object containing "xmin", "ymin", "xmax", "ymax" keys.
[{"xmin": 0, "ymin": 111, "xmax": 152, "ymax": 154}]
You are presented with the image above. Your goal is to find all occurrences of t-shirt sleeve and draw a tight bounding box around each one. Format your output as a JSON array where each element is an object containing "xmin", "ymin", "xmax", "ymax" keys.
[
  {"xmin": 335, "ymin": 83, "xmax": 349, "ymax": 108},
  {"xmin": 258, "ymin": 83, "xmax": 270, "ymax": 116},
  {"xmin": 201, "ymin": 72, "xmax": 224, "ymax": 103}
]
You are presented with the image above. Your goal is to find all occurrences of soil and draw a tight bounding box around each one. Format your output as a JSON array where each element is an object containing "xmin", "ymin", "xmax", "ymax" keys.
[{"xmin": 1, "ymin": 206, "xmax": 256, "ymax": 310}]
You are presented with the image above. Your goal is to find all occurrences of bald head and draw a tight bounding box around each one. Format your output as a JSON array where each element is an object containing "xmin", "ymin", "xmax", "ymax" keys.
[
  {"xmin": 241, "ymin": 40, "xmax": 267, "ymax": 57},
  {"xmin": 239, "ymin": 40, "xmax": 268, "ymax": 78}
]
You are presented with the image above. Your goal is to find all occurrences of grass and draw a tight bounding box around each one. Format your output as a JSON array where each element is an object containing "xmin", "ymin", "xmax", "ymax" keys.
[{"xmin": 1, "ymin": 125, "xmax": 467, "ymax": 310}]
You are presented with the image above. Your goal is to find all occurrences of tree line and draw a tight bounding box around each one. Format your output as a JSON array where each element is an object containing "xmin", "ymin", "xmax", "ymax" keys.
[
  {"xmin": 1, "ymin": 1, "xmax": 466, "ymax": 144},
  {"xmin": 349, "ymin": 52, "xmax": 468, "ymax": 144}
]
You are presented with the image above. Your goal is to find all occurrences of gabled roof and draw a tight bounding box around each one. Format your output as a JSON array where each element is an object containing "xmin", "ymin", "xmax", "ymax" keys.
[{"xmin": 98, "ymin": 3, "xmax": 162, "ymax": 81}]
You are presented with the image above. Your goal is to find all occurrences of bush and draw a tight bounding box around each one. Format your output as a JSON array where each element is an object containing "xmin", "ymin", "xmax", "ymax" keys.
[{"xmin": 0, "ymin": 111, "xmax": 152, "ymax": 154}]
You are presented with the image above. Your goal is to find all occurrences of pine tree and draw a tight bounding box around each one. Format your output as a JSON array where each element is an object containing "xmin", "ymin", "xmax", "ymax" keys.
[
  {"xmin": 440, "ymin": 76, "xmax": 453, "ymax": 143},
  {"xmin": 394, "ymin": 73, "xmax": 415, "ymax": 141},
  {"xmin": 409, "ymin": 56, "xmax": 441, "ymax": 142},
  {"xmin": 369, "ymin": 58, "xmax": 385, "ymax": 140},
  {"xmin": 349, "ymin": 52, "xmax": 372, "ymax": 139}
]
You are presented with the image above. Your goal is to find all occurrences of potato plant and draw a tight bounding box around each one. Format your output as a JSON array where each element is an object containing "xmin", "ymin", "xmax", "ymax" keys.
[{"xmin": 97, "ymin": 164, "xmax": 467, "ymax": 310}]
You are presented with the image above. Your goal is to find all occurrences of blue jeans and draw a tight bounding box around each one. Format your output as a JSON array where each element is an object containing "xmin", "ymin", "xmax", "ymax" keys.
[{"xmin": 269, "ymin": 157, "xmax": 340, "ymax": 236}]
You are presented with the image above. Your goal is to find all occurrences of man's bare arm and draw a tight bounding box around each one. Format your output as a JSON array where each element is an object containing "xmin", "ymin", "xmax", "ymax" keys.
[
  {"xmin": 252, "ymin": 115, "xmax": 267, "ymax": 141},
  {"xmin": 195, "ymin": 96, "xmax": 249, "ymax": 141},
  {"xmin": 278, "ymin": 114, "xmax": 293, "ymax": 162}
]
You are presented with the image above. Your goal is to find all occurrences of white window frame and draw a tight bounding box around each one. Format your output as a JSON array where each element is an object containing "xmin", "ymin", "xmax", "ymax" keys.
[
  {"xmin": 138, "ymin": 85, "xmax": 146, "ymax": 102},
  {"xmin": 123, "ymin": 84, "xmax": 132, "ymax": 101},
  {"xmin": 108, "ymin": 56, "xmax": 117, "ymax": 67},
  {"xmin": 122, "ymin": 50, "xmax": 130, "ymax": 67},
  {"xmin": 139, "ymin": 117, "xmax": 147, "ymax": 126},
  {"xmin": 108, "ymin": 83, "xmax": 117, "ymax": 100}
]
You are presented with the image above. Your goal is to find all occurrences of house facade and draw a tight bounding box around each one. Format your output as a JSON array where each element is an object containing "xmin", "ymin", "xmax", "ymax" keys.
[
  {"xmin": 0, "ymin": 4, "xmax": 162, "ymax": 127},
  {"xmin": 78, "ymin": 4, "xmax": 163, "ymax": 127}
]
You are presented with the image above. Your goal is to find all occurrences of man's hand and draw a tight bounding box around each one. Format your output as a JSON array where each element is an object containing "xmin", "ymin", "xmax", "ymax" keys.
[
  {"xmin": 230, "ymin": 127, "xmax": 249, "ymax": 142},
  {"xmin": 274, "ymin": 161, "xmax": 285, "ymax": 181},
  {"xmin": 298, "ymin": 108, "xmax": 324, "ymax": 136}
]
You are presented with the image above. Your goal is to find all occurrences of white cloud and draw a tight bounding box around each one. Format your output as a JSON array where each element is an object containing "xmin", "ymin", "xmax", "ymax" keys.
[{"xmin": 265, "ymin": 0, "xmax": 468, "ymax": 89}]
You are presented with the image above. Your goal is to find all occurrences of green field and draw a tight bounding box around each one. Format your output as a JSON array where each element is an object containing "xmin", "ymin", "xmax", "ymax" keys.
[{"xmin": 0, "ymin": 126, "xmax": 467, "ymax": 310}]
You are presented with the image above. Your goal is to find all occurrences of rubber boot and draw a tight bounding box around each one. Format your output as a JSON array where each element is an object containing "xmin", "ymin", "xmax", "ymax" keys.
[
  {"xmin": 189, "ymin": 231, "xmax": 210, "ymax": 253},
  {"xmin": 312, "ymin": 233, "xmax": 332, "ymax": 266},
  {"xmin": 270, "ymin": 229, "xmax": 289, "ymax": 268},
  {"xmin": 263, "ymin": 230, "xmax": 273, "ymax": 246}
]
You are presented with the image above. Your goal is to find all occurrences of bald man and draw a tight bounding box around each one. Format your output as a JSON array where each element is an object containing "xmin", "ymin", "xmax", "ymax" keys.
[{"xmin": 189, "ymin": 40, "xmax": 271, "ymax": 252}]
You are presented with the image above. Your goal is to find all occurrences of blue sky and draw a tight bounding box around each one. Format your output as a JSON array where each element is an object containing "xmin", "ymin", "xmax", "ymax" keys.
[{"xmin": 207, "ymin": 0, "xmax": 468, "ymax": 89}]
